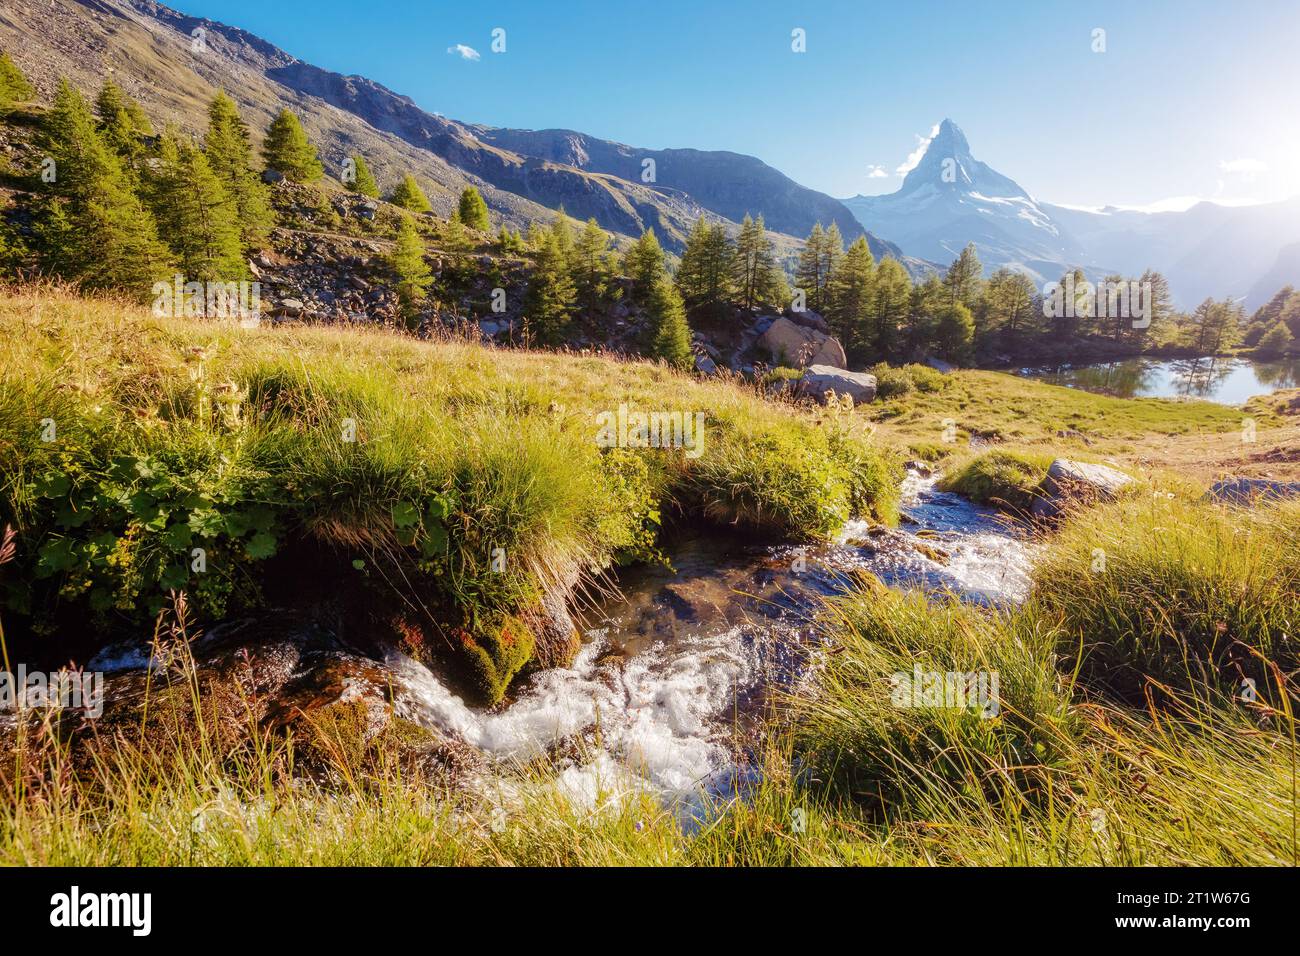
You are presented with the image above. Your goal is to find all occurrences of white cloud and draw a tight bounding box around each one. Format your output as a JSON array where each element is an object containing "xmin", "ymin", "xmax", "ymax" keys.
[
  {"xmin": 866, "ymin": 164, "xmax": 888, "ymax": 179},
  {"xmin": 447, "ymin": 44, "xmax": 481, "ymax": 61},
  {"xmin": 1218, "ymin": 157, "xmax": 1267, "ymax": 175},
  {"xmin": 896, "ymin": 123, "xmax": 941, "ymax": 176}
]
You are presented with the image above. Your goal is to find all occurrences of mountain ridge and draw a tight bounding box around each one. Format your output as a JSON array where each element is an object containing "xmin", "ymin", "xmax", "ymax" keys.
[{"xmin": 0, "ymin": 0, "xmax": 917, "ymax": 267}]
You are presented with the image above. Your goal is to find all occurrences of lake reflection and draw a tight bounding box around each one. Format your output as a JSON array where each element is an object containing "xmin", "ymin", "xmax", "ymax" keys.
[{"xmin": 1021, "ymin": 357, "xmax": 1300, "ymax": 404}]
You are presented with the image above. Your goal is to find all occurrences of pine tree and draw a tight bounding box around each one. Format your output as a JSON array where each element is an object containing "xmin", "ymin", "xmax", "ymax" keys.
[
  {"xmin": 346, "ymin": 154, "xmax": 379, "ymax": 197},
  {"xmin": 796, "ymin": 222, "xmax": 842, "ymax": 314},
  {"xmin": 827, "ymin": 236, "xmax": 876, "ymax": 363},
  {"xmin": 676, "ymin": 218, "xmax": 733, "ymax": 318},
  {"xmin": 94, "ymin": 81, "xmax": 144, "ymax": 165},
  {"xmin": 0, "ymin": 52, "xmax": 34, "ymax": 113},
  {"xmin": 456, "ymin": 186, "xmax": 490, "ymax": 230},
  {"xmin": 934, "ymin": 301, "xmax": 975, "ymax": 363},
  {"xmin": 983, "ymin": 267, "xmax": 1037, "ymax": 336},
  {"xmin": 943, "ymin": 243, "xmax": 984, "ymax": 310},
  {"xmin": 647, "ymin": 277, "xmax": 693, "ymax": 369},
  {"xmin": 147, "ymin": 130, "xmax": 247, "ymax": 283},
  {"xmin": 524, "ymin": 229, "xmax": 576, "ymax": 345},
  {"xmin": 387, "ymin": 215, "xmax": 433, "ymax": 331},
  {"xmin": 1257, "ymin": 321, "xmax": 1293, "ymax": 355},
  {"xmin": 39, "ymin": 80, "xmax": 172, "ymax": 295},
  {"xmin": 622, "ymin": 227, "xmax": 666, "ymax": 298},
  {"xmin": 204, "ymin": 92, "xmax": 273, "ymax": 246},
  {"xmin": 872, "ymin": 257, "xmax": 912, "ymax": 358},
  {"xmin": 389, "ymin": 174, "xmax": 431, "ymax": 213},
  {"xmin": 261, "ymin": 109, "xmax": 322, "ymax": 182},
  {"xmin": 573, "ymin": 217, "xmax": 612, "ymax": 313}
]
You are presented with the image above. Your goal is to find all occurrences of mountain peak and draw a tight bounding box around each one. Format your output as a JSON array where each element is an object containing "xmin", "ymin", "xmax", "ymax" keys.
[{"xmin": 901, "ymin": 119, "xmax": 1022, "ymax": 199}]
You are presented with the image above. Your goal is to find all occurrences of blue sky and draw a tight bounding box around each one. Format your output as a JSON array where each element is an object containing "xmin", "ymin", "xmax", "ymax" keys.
[{"xmin": 180, "ymin": 0, "xmax": 1300, "ymax": 208}]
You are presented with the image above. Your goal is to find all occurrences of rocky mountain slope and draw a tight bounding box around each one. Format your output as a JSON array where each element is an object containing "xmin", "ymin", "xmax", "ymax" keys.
[{"xmin": 0, "ymin": 0, "xmax": 903, "ymax": 263}]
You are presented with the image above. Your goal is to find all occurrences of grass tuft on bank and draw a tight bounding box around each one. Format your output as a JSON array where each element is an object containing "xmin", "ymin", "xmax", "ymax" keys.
[{"xmin": 0, "ymin": 284, "xmax": 898, "ymax": 702}]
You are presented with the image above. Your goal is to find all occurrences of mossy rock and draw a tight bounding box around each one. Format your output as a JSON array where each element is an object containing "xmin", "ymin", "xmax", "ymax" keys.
[{"xmin": 457, "ymin": 616, "xmax": 536, "ymax": 704}]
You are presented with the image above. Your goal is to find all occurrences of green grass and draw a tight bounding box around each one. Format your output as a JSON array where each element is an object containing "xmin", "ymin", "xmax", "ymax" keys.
[
  {"xmin": 866, "ymin": 367, "xmax": 1246, "ymax": 464},
  {"xmin": 3, "ymin": 287, "xmax": 1297, "ymax": 868},
  {"xmin": 4, "ymin": 562, "xmax": 1295, "ymax": 866},
  {"xmin": 937, "ymin": 448, "xmax": 1058, "ymax": 512},
  {"xmin": 0, "ymin": 284, "xmax": 897, "ymax": 702},
  {"xmin": 1030, "ymin": 493, "xmax": 1300, "ymax": 703},
  {"xmin": 788, "ymin": 501, "xmax": 1300, "ymax": 865}
]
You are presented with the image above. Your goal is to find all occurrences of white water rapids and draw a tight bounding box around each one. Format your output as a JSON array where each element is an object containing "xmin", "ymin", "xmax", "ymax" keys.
[{"xmin": 386, "ymin": 469, "xmax": 1037, "ymax": 815}]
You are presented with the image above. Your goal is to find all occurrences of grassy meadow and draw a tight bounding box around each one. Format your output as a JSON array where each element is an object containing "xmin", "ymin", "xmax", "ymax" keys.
[{"xmin": 1, "ymin": 286, "xmax": 1298, "ymax": 867}]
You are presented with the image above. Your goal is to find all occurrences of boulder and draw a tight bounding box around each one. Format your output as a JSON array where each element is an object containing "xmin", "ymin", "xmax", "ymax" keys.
[
  {"xmin": 757, "ymin": 316, "xmax": 847, "ymax": 368},
  {"xmin": 788, "ymin": 309, "xmax": 830, "ymax": 333},
  {"xmin": 1206, "ymin": 477, "xmax": 1300, "ymax": 505},
  {"xmin": 797, "ymin": 365, "xmax": 877, "ymax": 404},
  {"xmin": 272, "ymin": 297, "xmax": 304, "ymax": 318},
  {"xmin": 1031, "ymin": 458, "xmax": 1135, "ymax": 519},
  {"xmin": 694, "ymin": 355, "xmax": 718, "ymax": 375},
  {"xmin": 261, "ymin": 169, "xmax": 285, "ymax": 184}
]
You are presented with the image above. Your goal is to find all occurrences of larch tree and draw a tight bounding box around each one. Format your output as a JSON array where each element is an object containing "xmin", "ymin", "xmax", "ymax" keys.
[
  {"xmin": 0, "ymin": 51, "xmax": 34, "ymax": 113},
  {"xmin": 523, "ymin": 229, "xmax": 576, "ymax": 345},
  {"xmin": 346, "ymin": 154, "xmax": 379, "ymax": 197},
  {"xmin": 389, "ymin": 174, "xmax": 432, "ymax": 213},
  {"xmin": 39, "ymin": 80, "xmax": 172, "ymax": 295},
  {"xmin": 387, "ymin": 215, "xmax": 433, "ymax": 331},
  {"xmin": 148, "ymin": 130, "xmax": 248, "ymax": 282},
  {"xmin": 204, "ymin": 92, "xmax": 273, "ymax": 246},
  {"xmin": 94, "ymin": 81, "xmax": 145, "ymax": 166},
  {"xmin": 943, "ymin": 242, "xmax": 984, "ymax": 310},
  {"xmin": 827, "ymin": 236, "xmax": 876, "ymax": 363},
  {"xmin": 456, "ymin": 186, "xmax": 490, "ymax": 230},
  {"xmin": 622, "ymin": 227, "xmax": 666, "ymax": 299},
  {"xmin": 648, "ymin": 276, "xmax": 694, "ymax": 370},
  {"xmin": 871, "ymin": 257, "xmax": 912, "ymax": 358},
  {"xmin": 796, "ymin": 222, "xmax": 843, "ymax": 314},
  {"xmin": 261, "ymin": 109, "xmax": 323, "ymax": 182},
  {"xmin": 572, "ymin": 217, "xmax": 613, "ymax": 314},
  {"xmin": 676, "ymin": 217, "xmax": 733, "ymax": 318}
]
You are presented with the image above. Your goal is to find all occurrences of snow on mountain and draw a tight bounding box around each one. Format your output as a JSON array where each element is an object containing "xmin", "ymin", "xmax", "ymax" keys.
[{"xmin": 842, "ymin": 119, "xmax": 1300, "ymax": 307}]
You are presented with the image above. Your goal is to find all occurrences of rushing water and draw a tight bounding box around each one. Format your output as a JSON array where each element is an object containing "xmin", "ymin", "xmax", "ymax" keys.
[
  {"xmin": 1020, "ymin": 356, "xmax": 1300, "ymax": 404},
  {"xmin": 69, "ymin": 472, "xmax": 1035, "ymax": 818},
  {"xmin": 390, "ymin": 471, "xmax": 1036, "ymax": 814}
]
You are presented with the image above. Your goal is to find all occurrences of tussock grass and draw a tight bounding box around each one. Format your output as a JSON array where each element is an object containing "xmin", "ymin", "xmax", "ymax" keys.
[
  {"xmin": 938, "ymin": 447, "xmax": 1058, "ymax": 512},
  {"xmin": 791, "ymin": 569, "xmax": 1299, "ymax": 865},
  {"xmin": 796, "ymin": 577, "xmax": 1077, "ymax": 812},
  {"xmin": 0, "ymin": 284, "xmax": 897, "ymax": 701},
  {"xmin": 1031, "ymin": 494, "xmax": 1300, "ymax": 703}
]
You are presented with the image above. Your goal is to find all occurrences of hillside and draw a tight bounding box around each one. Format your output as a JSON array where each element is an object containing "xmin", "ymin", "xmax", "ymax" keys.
[{"xmin": 0, "ymin": 0, "xmax": 887, "ymax": 259}]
